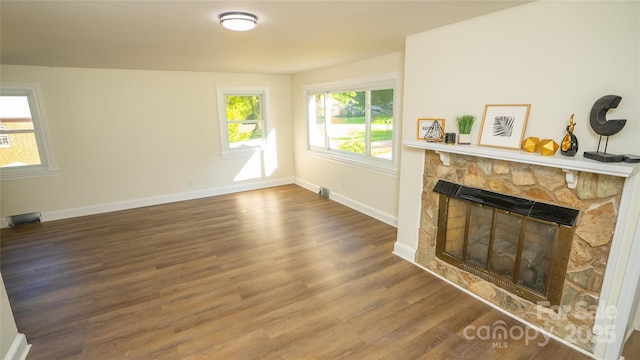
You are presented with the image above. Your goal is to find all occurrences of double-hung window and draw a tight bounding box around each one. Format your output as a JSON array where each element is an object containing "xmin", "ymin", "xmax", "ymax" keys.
[
  {"xmin": 306, "ymin": 75, "xmax": 397, "ymax": 173},
  {"xmin": 217, "ymin": 87, "xmax": 267, "ymax": 158},
  {"xmin": 0, "ymin": 83, "xmax": 57, "ymax": 180}
]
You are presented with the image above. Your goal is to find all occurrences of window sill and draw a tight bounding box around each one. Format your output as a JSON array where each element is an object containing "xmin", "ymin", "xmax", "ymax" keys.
[
  {"xmin": 1, "ymin": 166, "xmax": 59, "ymax": 181},
  {"xmin": 305, "ymin": 149, "xmax": 398, "ymax": 177},
  {"xmin": 221, "ymin": 147, "xmax": 262, "ymax": 159}
]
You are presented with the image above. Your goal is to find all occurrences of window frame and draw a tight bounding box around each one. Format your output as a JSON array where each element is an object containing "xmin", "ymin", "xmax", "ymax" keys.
[
  {"xmin": 304, "ymin": 73, "xmax": 399, "ymax": 175},
  {"xmin": 216, "ymin": 86, "xmax": 269, "ymax": 159},
  {"xmin": 0, "ymin": 83, "xmax": 58, "ymax": 181},
  {"xmin": 0, "ymin": 124, "xmax": 10, "ymax": 148}
]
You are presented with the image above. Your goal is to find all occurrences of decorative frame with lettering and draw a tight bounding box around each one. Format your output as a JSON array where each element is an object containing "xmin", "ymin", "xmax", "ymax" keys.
[
  {"xmin": 478, "ymin": 104, "xmax": 530, "ymax": 149},
  {"xmin": 417, "ymin": 118, "xmax": 445, "ymax": 142}
]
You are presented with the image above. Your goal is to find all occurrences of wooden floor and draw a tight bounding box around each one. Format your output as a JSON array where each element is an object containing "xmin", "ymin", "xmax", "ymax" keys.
[
  {"xmin": 1, "ymin": 185, "xmax": 591, "ymax": 359},
  {"xmin": 623, "ymin": 331, "xmax": 640, "ymax": 360}
]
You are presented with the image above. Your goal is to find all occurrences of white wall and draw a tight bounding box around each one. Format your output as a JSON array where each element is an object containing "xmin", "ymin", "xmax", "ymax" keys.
[
  {"xmin": 396, "ymin": 1, "xmax": 639, "ymax": 357},
  {"xmin": 0, "ymin": 66, "xmax": 294, "ymax": 220},
  {"xmin": 405, "ymin": 1, "xmax": 638, "ymax": 150},
  {"xmin": 396, "ymin": 0, "xmax": 639, "ymax": 256},
  {"xmin": 291, "ymin": 53, "xmax": 404, "ymax": 225},
  {"xmin": 0, "ymin": 274, "xmax": 18, "ymax": 358},
  {"xmin": 1, "ymin": 274, "xmax": 29, "ymax": 360},
  {"xmin": 629, "ymin": 266, "xmax": 640, "ymax": 337}
]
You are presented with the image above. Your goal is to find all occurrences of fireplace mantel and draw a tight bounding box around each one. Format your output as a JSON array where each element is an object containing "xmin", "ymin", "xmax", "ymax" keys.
[{"xmin": 405, "ymin": 140, "xmax": 639, "ymax": 188}]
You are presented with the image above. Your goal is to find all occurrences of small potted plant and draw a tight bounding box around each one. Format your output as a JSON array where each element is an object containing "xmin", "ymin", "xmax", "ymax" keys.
[{"xmin": 455, "ymin": 115, "xmax": 475, "ymax": 144}]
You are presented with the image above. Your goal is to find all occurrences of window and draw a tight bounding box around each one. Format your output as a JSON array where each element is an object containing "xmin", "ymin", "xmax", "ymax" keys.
[
  {"xmin": 0, "ymin": 125, "xmax": 10, "ymax": 148},
  {"xmin": 0, "ymin": 83, "xmax": 57, "ymax": 180},
  {"xmin": 217, "ymin": 87, "xmax": 268, "ymax": 158},
  {"xmin": 306, "ymin": 75, "xmax": 397, "ymax": 173}
]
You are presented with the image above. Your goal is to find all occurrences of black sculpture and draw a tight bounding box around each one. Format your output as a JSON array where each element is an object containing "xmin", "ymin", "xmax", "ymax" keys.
[
  {"xmin": 561, "ymin": 114, "xmax": 578, "ymax": 157},
  {"xmin": 583, "ymin": 95, "xmax": 626, "ymax": 162}
]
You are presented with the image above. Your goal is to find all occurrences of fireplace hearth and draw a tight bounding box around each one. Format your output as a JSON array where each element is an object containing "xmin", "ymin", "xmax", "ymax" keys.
[{"xmin": 433, "ymin": 180, "xmax": 579, "ymax": 306}]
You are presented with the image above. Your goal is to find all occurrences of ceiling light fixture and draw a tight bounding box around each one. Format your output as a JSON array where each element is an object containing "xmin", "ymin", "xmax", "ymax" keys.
[{"xmin": 219, "ymin": 12, "xmax": 258, "ymax": 32}]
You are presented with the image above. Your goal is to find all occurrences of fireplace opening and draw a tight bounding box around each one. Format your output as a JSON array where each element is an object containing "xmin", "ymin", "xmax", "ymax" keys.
[{"xmin": 433, "ymin": 180, "xmax": 579, "ymax": 306}]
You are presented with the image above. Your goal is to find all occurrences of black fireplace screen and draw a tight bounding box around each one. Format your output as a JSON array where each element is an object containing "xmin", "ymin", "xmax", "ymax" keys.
[{"xmin": 433, "ymin": 180, "xmax": 579, "ymax": 306}]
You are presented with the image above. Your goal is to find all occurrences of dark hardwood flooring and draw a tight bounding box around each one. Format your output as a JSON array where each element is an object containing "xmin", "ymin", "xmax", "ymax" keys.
[
  {"xmin": 623, "ymin": 331, "xmax": 640, "ymax": 360},
  {"xmin": 1, "ymin": 185, "xmax": 590, "ymax": 359}
]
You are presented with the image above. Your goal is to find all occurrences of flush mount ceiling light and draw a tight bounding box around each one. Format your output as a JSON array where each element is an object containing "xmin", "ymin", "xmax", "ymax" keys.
[{"xmin": 219, "ymin": 12, "xmax": 258, "ymax": 31}]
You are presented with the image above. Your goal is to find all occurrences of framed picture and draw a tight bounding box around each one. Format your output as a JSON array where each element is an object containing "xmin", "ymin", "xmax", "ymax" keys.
[
  {"xmin": 417, "ymin": 118, "xmax": 445, "ymax": 142},
  {"xmin": 478, "ymin": 104, "xmax": 530, "ymax": 149}
]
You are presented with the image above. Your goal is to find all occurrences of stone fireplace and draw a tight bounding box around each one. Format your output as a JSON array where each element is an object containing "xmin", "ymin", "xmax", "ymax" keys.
[
  {"xmin": 433, "ymin": 180, "xmax": 578, "ymax": 307},
  {"xmin": 415, "ymin": 149, "xmax": 625, "ymax": 352}
]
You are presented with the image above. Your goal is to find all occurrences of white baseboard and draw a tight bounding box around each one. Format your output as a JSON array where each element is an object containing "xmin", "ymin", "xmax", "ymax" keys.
[
  {"xmin": 293, "ymin": 177, "xmax": 319, "ymax": 194},
  {"xmin": 392, "ymin": 241, "xmax": 416, "ymax": 262},
  {"xmin": 330, "ymin": 192, "xmax": 397, "ymax": 227},
  {"xmin": 4, "ymin": 333, "xmax": 30, "ymax": 360},
  {"xmin": 3, "ymin": 177, "xmax": 397, "ymax": 231},
  {"xmin": 2, "ymin": 178, "xmax": 294, "ymax": 227},
  {"xmin": 294, "ymin": 177, "xmax": 398, "ymax": 227}
]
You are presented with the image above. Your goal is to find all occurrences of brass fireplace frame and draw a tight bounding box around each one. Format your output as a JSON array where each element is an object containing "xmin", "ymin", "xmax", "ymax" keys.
[{"xmin": 434, "ymin": 181, "xmax": 577, "ymax": 306}]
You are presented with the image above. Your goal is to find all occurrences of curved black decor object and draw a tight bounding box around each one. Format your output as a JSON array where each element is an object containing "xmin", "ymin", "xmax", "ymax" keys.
[
  {"xmin": 584, "ymin": 95, "xmax": 626, "ymax": 162},
  {"xmin": 589, "ymin": 95, "xmax": 626, "ymax": 136}
]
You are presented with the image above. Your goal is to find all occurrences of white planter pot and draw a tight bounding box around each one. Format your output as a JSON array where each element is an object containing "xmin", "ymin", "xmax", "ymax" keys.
[{"xmin": 458, "ymin": 133, "xmax": 472, "ymax": 144}]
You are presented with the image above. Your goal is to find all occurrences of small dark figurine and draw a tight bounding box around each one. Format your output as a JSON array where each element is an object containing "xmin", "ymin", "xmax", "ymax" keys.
[{"xmin": 561, "ymin": 114, "xmax": 578, "ymax": 157}]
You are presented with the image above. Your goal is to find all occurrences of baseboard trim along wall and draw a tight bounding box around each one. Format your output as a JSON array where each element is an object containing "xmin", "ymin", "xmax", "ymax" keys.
[
  {"xmin": 392, "ymin": 242, "xmax": 416, "ymax": 262},
  {"xmin": 294, "ymin": 178, "xmax": 398, "ymax": 228},
  {"xmin": 1, "ymin": 178, "xmax": 295, "ymax": 228},
  {"xmin": 4, "ymin": 333, "xmax": 30, "ymax": 360},
  {"xmin": 3, "ymin": 177, "xmax": 398, "ymax": 229}
]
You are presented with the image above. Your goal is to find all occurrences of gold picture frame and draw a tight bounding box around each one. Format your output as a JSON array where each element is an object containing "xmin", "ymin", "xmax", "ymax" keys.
[
  {"xmin": 478, "ymin": 104, "xmax": 530, "ymax": 149},
  {"xmin": 417, "ymin": 118, "xmax": 445, "ymax": 142}
]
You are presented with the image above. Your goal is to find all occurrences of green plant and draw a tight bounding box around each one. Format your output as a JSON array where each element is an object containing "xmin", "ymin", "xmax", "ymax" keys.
[
  {"xmin": 338, "ymin": 138, "xmax": 365, "ymax": 154},
  {"xmin": 455, "ymin": 115, "xmax": 476, "ymax": 134}
]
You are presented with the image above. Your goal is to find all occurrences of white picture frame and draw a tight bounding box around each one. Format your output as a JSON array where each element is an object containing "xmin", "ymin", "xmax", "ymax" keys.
[{"xmin": 478, "ymin": 104, "xmax": 530, "ymax": 149}]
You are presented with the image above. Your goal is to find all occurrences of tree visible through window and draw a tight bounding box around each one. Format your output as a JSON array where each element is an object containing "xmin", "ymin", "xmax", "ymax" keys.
[
  {"xmin": 307, "ymin": 77, "xmax": 396, "ymax": 170},
  {"xmin": 217, "ymin": 87, "xmax": 267, "ymax": 157},
  {"xmin": 225, "ymin": 94, "xmax": 263, "ymax": 149}
]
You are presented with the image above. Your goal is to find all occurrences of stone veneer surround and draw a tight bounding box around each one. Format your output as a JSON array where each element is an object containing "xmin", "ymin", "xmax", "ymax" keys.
[{"xmin": 416, "ymin": 150, "xmax": 624, "ymax": 352}]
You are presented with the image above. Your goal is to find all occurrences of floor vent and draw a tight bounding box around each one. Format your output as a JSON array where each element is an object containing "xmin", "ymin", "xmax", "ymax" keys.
[
  {"xmin": 7, "ymin": 212, "xmax": 42, "ymax": 227},
  {"xmin": 318, "ymin": 187, "xmax": 330, "ymax": 199}
]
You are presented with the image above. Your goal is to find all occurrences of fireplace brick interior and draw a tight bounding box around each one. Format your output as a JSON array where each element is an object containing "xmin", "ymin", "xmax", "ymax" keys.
[{"xmin": 416, "ymin": 150, "xmax": 624, "ymax": 352}]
